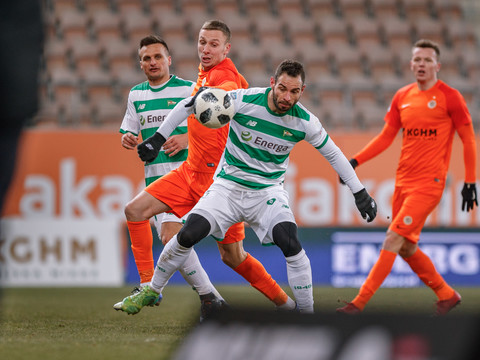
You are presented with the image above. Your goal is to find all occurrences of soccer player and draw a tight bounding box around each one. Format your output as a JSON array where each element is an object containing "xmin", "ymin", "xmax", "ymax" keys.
[
  {"xmin": 114, "ymin": 20, "xmax": 296, "ymax": 316},
  {"xmin": 115, "ymin": 59, "xmax": 377, "ymax": 315},
  {"xmin": 337, "ymin": 39, "xmax": 478, "ymax": 315},
  {"xmin": 119, "ymin": 35, "xmax": 224, "ymax": 314}
]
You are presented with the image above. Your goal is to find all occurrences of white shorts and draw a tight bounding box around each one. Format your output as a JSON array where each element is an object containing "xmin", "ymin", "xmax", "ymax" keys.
[
  {"xmin": 153, "ymin": 212, "xmax": 186, "ymax": 233},
  {"xmin": 191, "ymin": 178, "xmax": 295, "ymax": 245}
]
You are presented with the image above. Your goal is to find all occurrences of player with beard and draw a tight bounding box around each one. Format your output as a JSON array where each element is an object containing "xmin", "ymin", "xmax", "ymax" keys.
[{"xmin": 115, "ymin": 59, "xmax": 377, "ymax": 315}]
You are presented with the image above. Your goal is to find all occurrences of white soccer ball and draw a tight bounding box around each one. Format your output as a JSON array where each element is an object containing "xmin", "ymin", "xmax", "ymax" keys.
[{"xmin": 193, "ymin": 88, "xmax": 234, "ymax": 129}]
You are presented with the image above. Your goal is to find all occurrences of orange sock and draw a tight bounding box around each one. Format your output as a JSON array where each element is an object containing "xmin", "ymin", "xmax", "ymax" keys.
[
  {"xmin": 127, "ymin": 220, "xmax": 154, "ymax": 284},
  {"xmin": 234, "ymin": 253, "xmax": 288, "ymax": 306},
  {"xmin": 404, "ymin": 247, "xmax": 454, "ymax": 300},
  {"xmin": 352, "ymin": 249, "xmax": 397, "ymax": 310}
]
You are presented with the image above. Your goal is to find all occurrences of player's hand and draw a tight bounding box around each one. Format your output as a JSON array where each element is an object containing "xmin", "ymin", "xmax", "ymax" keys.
[
  {"xmin": 461, "ymin": 183, "xmax": 478, "ymax": 212},
  {"xmin": 121, "ymin": 132, "xmax": 138, "ymax": 150},
  {"xmin": 137, "ymin": 132, "xmax": 166, "ymax": 163},
  {"xmin": 163, "ymin": 133, "xmax": 188, "ymax": 157},
  {"xmin": 354, "ymin": 188, "xmax": 377, "ymax": 222},
  {"xmin": 184, "ymin": 86, "xmax": 208, "ymax": 108},
  {"xmin": 339, "ymin": 158, "xmax": 358, "ymax": 185}
]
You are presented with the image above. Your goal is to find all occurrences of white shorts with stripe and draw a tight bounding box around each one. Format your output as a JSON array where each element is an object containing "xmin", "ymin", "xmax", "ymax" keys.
[{"xmin": 191, "ymin": 178, "xmax": 295, "ymax": 245}]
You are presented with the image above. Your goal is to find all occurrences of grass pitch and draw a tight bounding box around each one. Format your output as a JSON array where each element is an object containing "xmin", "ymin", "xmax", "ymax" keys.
[{"xmin": 1, "ymin": 286, "xmax": 479, "ymax": 360}]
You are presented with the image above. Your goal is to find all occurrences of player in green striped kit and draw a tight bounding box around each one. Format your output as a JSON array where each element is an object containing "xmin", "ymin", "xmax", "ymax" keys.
[
  {"xmin": 120, "ymin": 59, "xmax": 377, "ymax": 314},
  {"xmin": 118, "ymin": 35, "xmax": 224, "ymax": 317}
]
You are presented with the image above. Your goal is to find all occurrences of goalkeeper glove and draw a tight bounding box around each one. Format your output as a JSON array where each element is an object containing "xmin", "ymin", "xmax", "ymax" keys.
[
  {"xmin": 354, "ymin": 188, "xmax": 377, "ymax": 223},
  {"xmin": 461, "ymin": 183, "xmax": 478, "ymax": 212},
  {"xmin": 185, "ymin": 86, "xmax": 208, "ymax": 108},
  {"xmin": 137, "ymin": 132, "xmax": 166, "ymax": 163},
  {"xmin": 339, "ymin": 158, "xmax": 359, "ymax": 185}
]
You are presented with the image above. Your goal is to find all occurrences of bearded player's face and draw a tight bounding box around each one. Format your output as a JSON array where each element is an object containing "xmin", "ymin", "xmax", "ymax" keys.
[{"xmin": 270, "ymin": 73, "xmax": 305, "ymax": 114}]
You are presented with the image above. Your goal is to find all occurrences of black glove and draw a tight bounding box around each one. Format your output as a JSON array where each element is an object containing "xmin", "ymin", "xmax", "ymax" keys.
[
  {"xmin": 339, "ymin": 158, "xmax": 359, "ymax": 185},
  {"xmin": 137, "ymin": 132, "xmax": 166, "ymax": 163},
  {"xmin": 185, "ymin": 86, "xmax": 209, "ymax": 108},
  {"xmin": 461, "ymin": 183, "xmax": 478, "ymax": 212},
  {"xmin": 354, "ymin": 188, "xmax": 377, "ymax": 223}
]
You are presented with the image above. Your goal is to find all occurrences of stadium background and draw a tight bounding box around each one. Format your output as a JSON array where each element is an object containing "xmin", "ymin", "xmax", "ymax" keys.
[
  {"xmin": 1, "ymin": 0, "xmax": 480, "ymax": 289},
  {"xmin": 2, "ymin": 2, "xmax": 480, "ymax": 359}
]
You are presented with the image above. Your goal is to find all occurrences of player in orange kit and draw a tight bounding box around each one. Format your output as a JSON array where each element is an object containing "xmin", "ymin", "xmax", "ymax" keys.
[
  {"xmin": 337, "ymin": 39, "xmax": 478, "ymax": 315},
  {"xmin": 114, "ymin": 20, "xmax": 296, "ymax": 318}
]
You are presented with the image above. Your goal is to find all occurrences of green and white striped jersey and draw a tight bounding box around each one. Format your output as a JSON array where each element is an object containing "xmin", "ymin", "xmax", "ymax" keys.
[
  {"xmin": 120, "ymin": 75, "xmax": 195, "ymax": 186},
  {"xmin": 217, "ymin": 87, "xmax": 363, "ymax": 193}
]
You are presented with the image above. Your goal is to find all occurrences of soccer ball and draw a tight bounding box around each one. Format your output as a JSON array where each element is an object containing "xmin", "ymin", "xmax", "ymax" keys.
[{"xmin": 193, "ymin": 88, "xmax": 234, "ymax": 129}]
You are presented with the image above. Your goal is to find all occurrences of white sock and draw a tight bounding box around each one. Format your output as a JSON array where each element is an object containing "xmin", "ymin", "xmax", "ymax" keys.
[
  {"xmin": 286, "ymin": 249, "xmax": 314, "ymax": 313},
  {"xmin": 150, "ymin": 235, "xmax": 192, "ymax": 294},
  {"xmin": 179, "ymin": 248, "xmax": 224, "ymax": 300}
]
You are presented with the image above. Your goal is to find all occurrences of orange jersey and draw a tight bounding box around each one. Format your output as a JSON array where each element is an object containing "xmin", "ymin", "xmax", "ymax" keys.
[
  {"xmin": 384, "ymin": 80, "xmax": 472, "ymax": 186},
  {"xmin": 186, "ymin": 58, "xmax": 249, "ymax": 172}
]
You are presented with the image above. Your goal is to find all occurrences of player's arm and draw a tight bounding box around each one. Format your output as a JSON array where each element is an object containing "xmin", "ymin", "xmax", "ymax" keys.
[
  {"xmin": 121, "ymin": 132, "xmax": 138, "ymax": 150},
  {"xmin": 137, "ymin": 90, "xmax": 205, "ymax": 162},
  {"xmin": 163, "ymin": 133, "xmax": 188, "ymax": 157},
  {"xmin": 316, "ymin": 135, "xmax": 377, "ymax": 222},
  {"xmin": 353, "ymin": 122, "xmax": 398, "ymax": 166},
  {"xmin": 119, "ymin": 92, "xmax": 140, "ymax": 150},
  {"xmin": 457, "ymin": 123, "xmax": 478, "ymax": 211}
]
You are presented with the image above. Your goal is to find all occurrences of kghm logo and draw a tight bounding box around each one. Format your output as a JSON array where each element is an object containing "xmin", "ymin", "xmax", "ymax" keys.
[
  {"xmin": 404, "ymin": 128, "xmax": 437, "ymax": 137},
  {"xmin": 267, "ymin": 198, "xmax": 276, "ymax": 205},
  {"xmin": 241, "ymin": 131, "xmax": 252, "ymax": 141},
  {"xmin": 140, "ymin": 115, "xmax": 145, "ymax": 126}
]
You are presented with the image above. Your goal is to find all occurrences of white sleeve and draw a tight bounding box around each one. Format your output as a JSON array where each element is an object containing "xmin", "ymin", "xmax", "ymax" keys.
[
  {"xmin": 317, "ymin": 136, "xmax": 364, "ymax": 194},
  {"xmin": 157, "ymin": 97, "xmax": 194, "ymax": 138},
  {"xmin": 119, "ymin": 92, "xmax": 139, "ymax": 135}
]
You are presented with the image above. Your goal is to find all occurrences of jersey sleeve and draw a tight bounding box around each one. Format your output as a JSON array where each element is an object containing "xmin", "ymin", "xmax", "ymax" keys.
[
  {"xmin": 317, "ymin": 136, "xmax": 364, "ymax": 194},
  {"xmin": 119, "ymin": 91, "xmax": 139, "ymax": 135},
  {"xmin": 384, "ymin": 91, "xmax": 403, "ymax": 129},
  {"xmin": 447, "ymin": 88, "xmax": 473, "ymax": 129},
  {"xmin": 354, "ymin": 123, "xmax": 398, "ymax": 165},
  {"xmin": 157, "ymin": 97, "xmax": 193, "ymax": 139},
  {"xmin": 457, "ymin": 122, "xmax": 477, "ymax": 182}
]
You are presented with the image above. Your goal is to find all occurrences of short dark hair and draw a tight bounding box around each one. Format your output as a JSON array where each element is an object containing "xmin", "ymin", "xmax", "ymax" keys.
[
  {"xmin": 274, "ymin": 59, "xmax": 306, "ymax": 85},
  {"xmin": 201, "ymin": 20, "xmax": 231, "ymax": 43},
  {"xmin": 413, "ymin": 39, "xmax": 440, "ymax": 59},
  {"xmin": 139, "ymin": 35, "xmax": 170, "ymax": 55}
]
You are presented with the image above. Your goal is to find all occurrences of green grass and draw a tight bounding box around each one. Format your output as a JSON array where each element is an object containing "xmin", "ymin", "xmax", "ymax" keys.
[{"xmin": 1, "ymin": 286, "xmax": 479, "ymax": 360}]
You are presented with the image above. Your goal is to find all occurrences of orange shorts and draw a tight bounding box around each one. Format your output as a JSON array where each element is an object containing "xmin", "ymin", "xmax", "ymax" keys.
[
  {"xmin": 388, "ymin": 184, "xmax": 443, "ymax": 243},
  {"xmin": 145, "ymin": 161, "xmax": 244, "ymax": 244}
]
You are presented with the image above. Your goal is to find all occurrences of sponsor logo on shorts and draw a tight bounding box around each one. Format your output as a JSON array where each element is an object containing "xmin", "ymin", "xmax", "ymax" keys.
[{"xmin": 267, "ymin": 198, "xmax": 276, "ymax": 205}]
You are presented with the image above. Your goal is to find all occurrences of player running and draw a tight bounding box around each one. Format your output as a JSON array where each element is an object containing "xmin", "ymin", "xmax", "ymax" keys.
[
  {"xmin": 337, "ymin": 39, "xmax": 477, "ymax": 315},
  {"xmin": 115, "ymin": 59, "xmax": 377, "ymax": 315}
]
